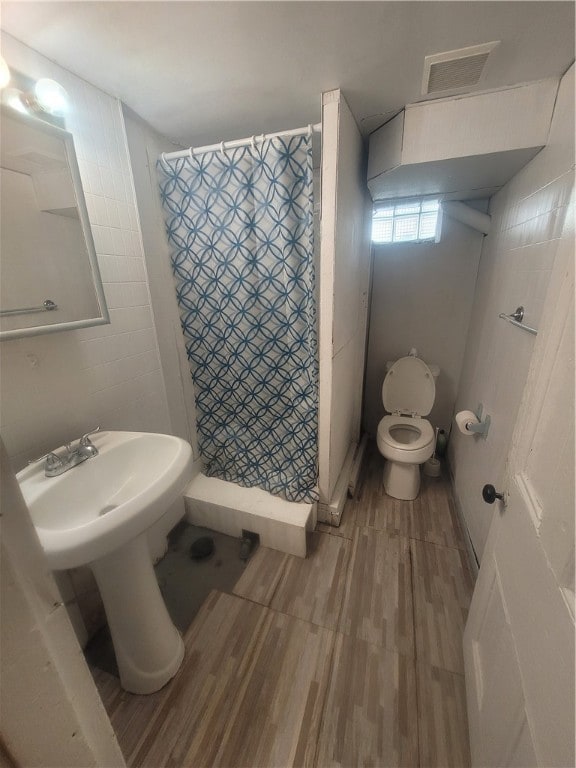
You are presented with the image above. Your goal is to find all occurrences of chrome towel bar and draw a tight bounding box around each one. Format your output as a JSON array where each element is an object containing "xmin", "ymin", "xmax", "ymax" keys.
[
  {"xmin": 498, "ymin": 306, "xmax": 538, "ymax": 336},
  {"xmin": 0, "ymin": 299, "xmax": 58, "ymax": 317}
]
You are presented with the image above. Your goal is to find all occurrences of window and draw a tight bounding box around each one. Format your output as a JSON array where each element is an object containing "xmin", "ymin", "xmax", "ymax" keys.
[{"xmin": 372, "ymin": 198, "xmax": 441, "ymax": 244}]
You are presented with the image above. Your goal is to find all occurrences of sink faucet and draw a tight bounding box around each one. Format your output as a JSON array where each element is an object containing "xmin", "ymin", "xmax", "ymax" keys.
[
  {"xmin": 78, "ymin": 428, "xmax": 100, "ymax": 458},
  {"xmin": 31, "ymin": 428, "xmax": 101, "ymax": 477}
]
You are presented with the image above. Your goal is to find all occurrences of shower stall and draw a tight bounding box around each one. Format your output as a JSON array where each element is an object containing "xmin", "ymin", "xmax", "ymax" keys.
[
  {"xmin": 157, "ymin": 125, "xmax": 320, "ymax": 504},
  {"xmin": 123, "ymin": 89, "xmax": 370, "ymax": 557}
]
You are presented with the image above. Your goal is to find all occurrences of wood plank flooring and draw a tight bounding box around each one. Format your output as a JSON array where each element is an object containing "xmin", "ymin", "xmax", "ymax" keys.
[
  {"xmin": 411, "ymin": 539, "xmax": 473, "ymax": 675},
  {"xmin": 92, "ymin": 444, "xmax": 473, "ymax": 767},
  {"xmin": 316, "ymin": 634, "xmax": 418, "ymax": 768},
  {"xmin": 269, "ymin": 531, "xmax": 351, "ymax": 630},
  {"xmin": 338, "ymin": 527, "xmax": 414, "ymax": 656},
  {"xmin": 233, "ymin": 545, "xmax": 289, "ymax": 606}
]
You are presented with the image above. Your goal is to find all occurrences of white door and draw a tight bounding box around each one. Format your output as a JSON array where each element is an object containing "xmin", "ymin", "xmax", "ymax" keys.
[{"xmin": 463, "ymin": 216, "xmax": 575, "ymax": 766}]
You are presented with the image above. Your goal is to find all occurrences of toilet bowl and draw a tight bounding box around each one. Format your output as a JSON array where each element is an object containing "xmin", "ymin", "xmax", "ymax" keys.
[{"xmin": 376, "ymin": 356, "xmax": 437, "ymax": 500}]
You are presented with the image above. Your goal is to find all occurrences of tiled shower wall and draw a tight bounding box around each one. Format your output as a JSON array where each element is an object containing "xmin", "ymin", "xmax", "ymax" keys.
[
  {"xmin": 0, "ymin": 33, "xmax": 172, "ymax": 470},
  {"xmin": 449, "ymin": 64, "xmax": 575, "ymax": 562}
]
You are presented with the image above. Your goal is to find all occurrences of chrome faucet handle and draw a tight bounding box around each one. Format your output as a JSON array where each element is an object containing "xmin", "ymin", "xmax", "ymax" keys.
[
  {"xmin": 45, "ymin": 452, "xmax": 66, "ymax": 471},
  {"xmin": 28, "ymin": 451, "xmax": 67, "ymax": 476},
  {"xmin": 79, "ymin": 427, "xmax": 101, "ymax": 446},
  {"xmin": 77, "ymin": 427, "xmax": 100, "ymax": 458},
  {"xmin": 28, "ymin": 450, "xmax": 62, "ymax": 465}
]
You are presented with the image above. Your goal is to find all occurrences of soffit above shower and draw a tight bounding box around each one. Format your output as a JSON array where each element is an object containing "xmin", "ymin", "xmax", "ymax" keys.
[{"xmin": 367, "ymin": 79, "xmax": 559, "ymax": 202}]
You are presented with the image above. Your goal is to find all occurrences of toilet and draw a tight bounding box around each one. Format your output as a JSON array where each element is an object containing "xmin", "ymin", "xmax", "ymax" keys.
[{"xmin": 376, "ymin": 356, "xmax": 438, "ymax": 500}]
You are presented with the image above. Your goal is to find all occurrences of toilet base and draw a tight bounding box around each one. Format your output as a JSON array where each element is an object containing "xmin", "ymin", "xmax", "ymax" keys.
[{"xmin": 382, "ymin": 459, "xmax": 422, "ymax": 500}]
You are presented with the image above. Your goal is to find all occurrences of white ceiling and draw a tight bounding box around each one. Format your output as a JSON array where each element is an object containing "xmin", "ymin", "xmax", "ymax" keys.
[{"xmin": 1, "ymin": 1, "xmax": 574, "ymax": 147}]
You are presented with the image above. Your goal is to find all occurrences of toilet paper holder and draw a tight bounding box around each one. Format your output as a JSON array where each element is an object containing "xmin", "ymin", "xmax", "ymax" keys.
[{"xmin": 466, "ymin": 403, "xmax": 491, "ymax": 438}]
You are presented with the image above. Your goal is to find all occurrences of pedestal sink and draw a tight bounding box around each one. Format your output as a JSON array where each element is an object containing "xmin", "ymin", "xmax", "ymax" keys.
[{"xmin": 17, "ymin": 430, "xmax": 193, "ymax": 694}]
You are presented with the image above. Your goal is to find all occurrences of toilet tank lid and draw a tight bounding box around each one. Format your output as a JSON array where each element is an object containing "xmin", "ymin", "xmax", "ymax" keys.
[
  {"xmin": 382, "ymin": 356, "xmax": 436, "ymax": 416},
  {"xmin": 385, "ymin": 360, "xmax": 440, "ymax": 378}
]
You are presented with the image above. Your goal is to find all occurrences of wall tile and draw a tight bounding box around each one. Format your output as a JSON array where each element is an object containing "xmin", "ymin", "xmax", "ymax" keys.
[
  {"xmin": 122, "ymin": 107, "xmax": 199, "ymax": 454},
  {"xmin": 450, "ymin": 65, "xmax": 574, "ymax": 560},
  {"xmin": 0, "ymin": 32, "xmax": 172, "ymax": 472}
]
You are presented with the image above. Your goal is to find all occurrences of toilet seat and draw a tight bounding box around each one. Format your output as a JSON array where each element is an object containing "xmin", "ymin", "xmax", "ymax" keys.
[
  {"xmin": 378, "ymin": 415, "xmax": 434, "ymax": 452},
  {"xmin": 382, "ymin": 356, "xmax": 435, "ymax": 416}
]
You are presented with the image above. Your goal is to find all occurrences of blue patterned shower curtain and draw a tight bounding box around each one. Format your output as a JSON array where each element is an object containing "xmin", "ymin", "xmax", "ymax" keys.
[{"xmin": 158, "ymin": 134, "xmax": 318, "ymax": 502}]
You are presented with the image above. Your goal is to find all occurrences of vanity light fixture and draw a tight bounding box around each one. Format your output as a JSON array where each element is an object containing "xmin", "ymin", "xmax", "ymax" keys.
[
  {"xmin": 33, "ymin": 78, "xmax": 68, "ymax": 115},
  {"xmin": 0, "ymin": 65, "xmax": 68, "ymax": 123}
]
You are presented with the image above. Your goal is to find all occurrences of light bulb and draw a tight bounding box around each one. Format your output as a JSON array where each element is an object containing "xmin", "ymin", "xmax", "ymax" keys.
[
  {"xmin": 34, "ymin": 78, "xmax": 68, "ymax": 115},
  {"xmin": 0, "ymin": 56, "xmax": 10, "ymax": 89}
]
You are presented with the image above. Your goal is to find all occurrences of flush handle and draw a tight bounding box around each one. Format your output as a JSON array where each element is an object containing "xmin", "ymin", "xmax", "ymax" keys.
[{"xmin": 482, "ymin": 484, "xmax": 504, "ymax": 504}]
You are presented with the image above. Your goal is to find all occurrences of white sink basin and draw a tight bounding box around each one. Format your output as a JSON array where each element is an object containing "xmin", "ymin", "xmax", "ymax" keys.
[
  {"xmin": 18, "ymin": 430, "xmax": 193, "ymax": 694},
  {"xmin": 18, "ymin": 430, "xmax": 193, "ymax": 570}
]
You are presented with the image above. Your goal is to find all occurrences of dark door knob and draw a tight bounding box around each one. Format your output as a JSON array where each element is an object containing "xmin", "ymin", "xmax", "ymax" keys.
[{"xmin": 482, "ymin": 484, "xmax": 504, "ymax": 504}]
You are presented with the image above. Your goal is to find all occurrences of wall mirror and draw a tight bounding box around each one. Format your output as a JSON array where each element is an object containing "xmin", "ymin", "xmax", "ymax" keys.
[{"xmin": 0, "ymin": 105, "xmax": 109, "ymax": 340}]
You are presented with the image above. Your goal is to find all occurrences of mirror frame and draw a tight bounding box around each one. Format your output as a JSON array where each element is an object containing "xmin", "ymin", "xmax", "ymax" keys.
[{"xmin": 0, "ymin": 105, "xmax": 110, "ymax": 340}]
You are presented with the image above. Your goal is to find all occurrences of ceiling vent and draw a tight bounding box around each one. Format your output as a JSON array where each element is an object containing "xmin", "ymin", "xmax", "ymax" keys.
[{"xmin": 422, "ymin": 41, "xmax": 500, "ymax": 96}]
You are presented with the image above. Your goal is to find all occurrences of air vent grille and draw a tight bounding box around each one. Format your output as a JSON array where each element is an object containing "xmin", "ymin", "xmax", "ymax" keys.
[
  {"xmin": 428, "ymin": 53, "xmax": 489, "ymax": 92},
  {"xmin": 423, "ymin": 42, "xmax": 499, "ymax": 95}
]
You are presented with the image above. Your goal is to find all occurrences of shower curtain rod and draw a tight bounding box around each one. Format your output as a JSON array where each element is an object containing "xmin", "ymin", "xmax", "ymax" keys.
[{"xmin": 160, "ymin": 122, "xmax": 322, "ymax": 162}]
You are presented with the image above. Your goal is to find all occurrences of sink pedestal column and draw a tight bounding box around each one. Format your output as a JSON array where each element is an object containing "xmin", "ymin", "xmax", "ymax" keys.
[{"xmin": 90, "ymin": 531, "xmax": 184, "ymax": 694}]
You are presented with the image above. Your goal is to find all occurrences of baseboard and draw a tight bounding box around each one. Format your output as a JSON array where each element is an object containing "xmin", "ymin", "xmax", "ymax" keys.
[
  {"xmin": 447, "ymin": 458, "xmax": 480, "ymax": 580},
  {"xmin": 348, "ymin": 433, "xmax": 368, "ymax": 497},
  {"xmin": 317, "ymin": 441, "xmax": 357, "ymax": 526}
]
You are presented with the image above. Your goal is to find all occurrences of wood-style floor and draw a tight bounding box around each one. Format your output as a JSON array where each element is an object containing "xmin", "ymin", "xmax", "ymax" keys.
[{"xmin": 92, "ymin": 446, "xmax": 474, "ymax": 767}]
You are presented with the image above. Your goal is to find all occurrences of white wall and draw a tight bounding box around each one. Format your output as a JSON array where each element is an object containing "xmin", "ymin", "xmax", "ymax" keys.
[
  {"xmin": 0, "ymin": 33, "xmax": 175, "ymax": 640},
  {"xmin": 1, "ymin": 438, "xmax": 125, "ymax": 767},
  {"xmin": 449, "ymin": 64, "xmax": 575, "ymax": 562},
  {"xmin": 0, "ymin": 33, "xmax": 172, "ymax": 471},
  {"xmin": 363, "ymin": 215, "xmax": 484, "ymax": 435},
  {"xmin": 318, "ymin": 90, "xmax": 371, "ymax": 511},
  {"xmin": 122, "ymin": 106, "xmax": 199, "ymax": 459}
]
